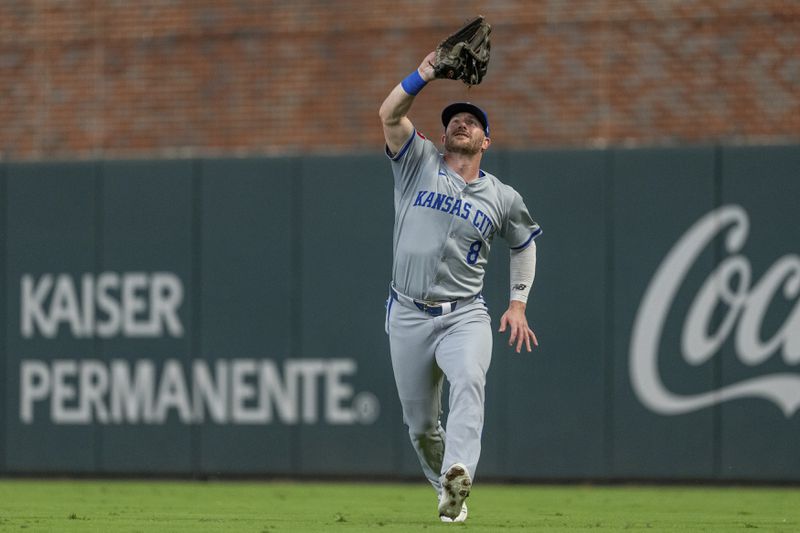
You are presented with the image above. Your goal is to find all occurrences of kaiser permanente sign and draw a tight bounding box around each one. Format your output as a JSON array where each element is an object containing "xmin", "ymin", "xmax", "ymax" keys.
[
  {"xmin": 18, "ymin": 272, "xmax": 379, "ymax": 426},
  {"xmin": 18, "ymin": 205, "xmax": 798, "ymax": 426}
]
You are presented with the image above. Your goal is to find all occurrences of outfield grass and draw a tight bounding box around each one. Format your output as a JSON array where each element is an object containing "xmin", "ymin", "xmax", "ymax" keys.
[{"xmin": 0, "ymin": 479, "xmax": 798, "ymax": 532}]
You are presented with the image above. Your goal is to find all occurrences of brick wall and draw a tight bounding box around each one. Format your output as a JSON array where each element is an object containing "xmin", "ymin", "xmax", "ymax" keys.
[{"xmin": 1, "ymin": 0, "xmax": 798, "ymax": 161}]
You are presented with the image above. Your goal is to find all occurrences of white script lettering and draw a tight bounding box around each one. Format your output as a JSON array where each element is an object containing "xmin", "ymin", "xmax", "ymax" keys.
[{"xmin": 630, "ymin": 205, "xmax": 800, "ymax": 416}]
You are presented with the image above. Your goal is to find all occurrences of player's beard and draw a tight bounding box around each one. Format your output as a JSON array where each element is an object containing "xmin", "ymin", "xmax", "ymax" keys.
[{"xmin": 445, "ymin": 132, "xmax": 483, "ymax": 155}]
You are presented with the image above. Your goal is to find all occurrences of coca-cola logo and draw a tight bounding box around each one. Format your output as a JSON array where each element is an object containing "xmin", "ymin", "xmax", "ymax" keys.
[{"xmin": 630, "ymin": 204, "xmax": 800, "ymax": 416}]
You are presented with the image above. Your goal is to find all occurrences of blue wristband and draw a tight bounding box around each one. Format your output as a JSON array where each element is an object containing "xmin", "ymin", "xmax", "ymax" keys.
[{"xmin": 401, "ymin": 70, "xmax": 427, "ymax": 96}]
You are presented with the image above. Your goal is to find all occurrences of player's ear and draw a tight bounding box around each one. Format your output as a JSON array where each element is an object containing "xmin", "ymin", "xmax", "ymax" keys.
[{"xmin": 482, "ymin": 136, "xmax": 491, "ymax": 151}]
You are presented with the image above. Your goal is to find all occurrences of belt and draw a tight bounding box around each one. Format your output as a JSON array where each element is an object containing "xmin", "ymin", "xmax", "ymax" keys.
[{"xmin": 390, "ymin": 286, "xmax": 473, "ymax": 317}]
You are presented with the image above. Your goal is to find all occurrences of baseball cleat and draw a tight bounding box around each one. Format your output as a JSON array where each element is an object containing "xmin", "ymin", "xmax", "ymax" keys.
[
  {"xmin": 438, "ymin": 463, "xmax": 472, "ymax": 521},
  {"xmin": 439, "ymin": 502, "xmax": 468, "ymax": 523}
]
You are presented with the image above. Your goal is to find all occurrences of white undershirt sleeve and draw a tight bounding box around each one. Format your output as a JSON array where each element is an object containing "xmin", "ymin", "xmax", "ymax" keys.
[{"xmin": 509, "ymin": 240, "xmax": 537, "ymax": 304}]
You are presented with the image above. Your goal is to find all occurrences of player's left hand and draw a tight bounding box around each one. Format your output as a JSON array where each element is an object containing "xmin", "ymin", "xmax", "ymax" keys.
[{"xmin": 498, "ymin": 301, "xmax": 538, "ymax": 353}]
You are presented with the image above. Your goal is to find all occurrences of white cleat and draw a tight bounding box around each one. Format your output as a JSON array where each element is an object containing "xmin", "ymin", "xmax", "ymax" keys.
[
  {"xmin": 438, "ymin": 463, "xmax": 472, "ymax": 521},
  {"xmin": 439, "ymin": 502, "xmax": 468, "ymax": 523}
]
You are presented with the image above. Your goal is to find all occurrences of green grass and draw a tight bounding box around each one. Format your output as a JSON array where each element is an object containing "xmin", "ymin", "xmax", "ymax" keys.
[{"xmin": 0, "ymin": 479, "xmax": 798, "ymax": 532}]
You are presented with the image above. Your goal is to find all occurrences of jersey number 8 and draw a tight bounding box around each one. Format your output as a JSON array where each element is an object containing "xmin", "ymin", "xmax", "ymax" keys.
[{"xmin": 466, "ymin": 240, "xmax": 482, "ymax": 265}]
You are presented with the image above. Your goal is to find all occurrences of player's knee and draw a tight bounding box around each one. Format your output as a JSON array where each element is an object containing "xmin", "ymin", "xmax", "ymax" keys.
[
  {"xmin": 402, "ymin": 400, "xmax": 441, "ymax": 435},
  {"xmin": 406, "ymin": 417, "xmax": 440, "ymax": 437},
  {"xmin": 450, "ymin": 367, "xmax": 486, "ymax": 390},
  {"xmin": 449, "ymin": 378, "xmax": 486, "ymax": 408}
]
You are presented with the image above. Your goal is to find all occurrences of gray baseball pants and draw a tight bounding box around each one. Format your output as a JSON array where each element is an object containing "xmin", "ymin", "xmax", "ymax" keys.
[{"xmin": 385, "ymin": 289, "xmax": 492, "ymax": 493}]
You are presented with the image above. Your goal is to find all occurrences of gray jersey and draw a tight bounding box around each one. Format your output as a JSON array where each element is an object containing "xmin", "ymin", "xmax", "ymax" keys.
[{"xmin": 387, "ymin": 130, "xmax": 541, "ymax": 301}]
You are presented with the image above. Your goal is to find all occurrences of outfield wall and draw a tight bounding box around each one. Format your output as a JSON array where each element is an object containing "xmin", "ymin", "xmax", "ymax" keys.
[{"xmin": 1, "ymin": 145, "xmax": 799, "ymax": 481}]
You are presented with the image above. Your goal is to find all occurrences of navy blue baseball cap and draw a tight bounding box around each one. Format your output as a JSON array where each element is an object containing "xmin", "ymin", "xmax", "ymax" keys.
[{"xmin": 441, "ymin": 102, "xmax": 490, "ymax": 137}]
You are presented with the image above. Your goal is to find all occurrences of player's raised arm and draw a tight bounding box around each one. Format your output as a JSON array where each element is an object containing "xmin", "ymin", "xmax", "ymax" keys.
[{"xmin": 379, "ymin": 51, "xmax": 436, "ymax": 155}]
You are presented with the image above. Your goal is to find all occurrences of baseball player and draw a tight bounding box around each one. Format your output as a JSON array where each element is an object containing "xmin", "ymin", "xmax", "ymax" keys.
[{"xmin": 379, "ymin": 50, "xmax": 541, "ymax": 523}]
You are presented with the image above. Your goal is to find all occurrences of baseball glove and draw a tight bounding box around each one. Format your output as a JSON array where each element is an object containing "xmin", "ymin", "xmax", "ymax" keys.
[{"xmin": 433, "ymin": 16, "xmax": 492, "ymax": 86}]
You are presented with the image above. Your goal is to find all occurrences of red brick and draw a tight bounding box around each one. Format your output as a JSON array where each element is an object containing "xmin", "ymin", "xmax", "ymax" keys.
[{"xmin": 1, "ymin": 0, "xmax": 798, "ymax": 160}]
